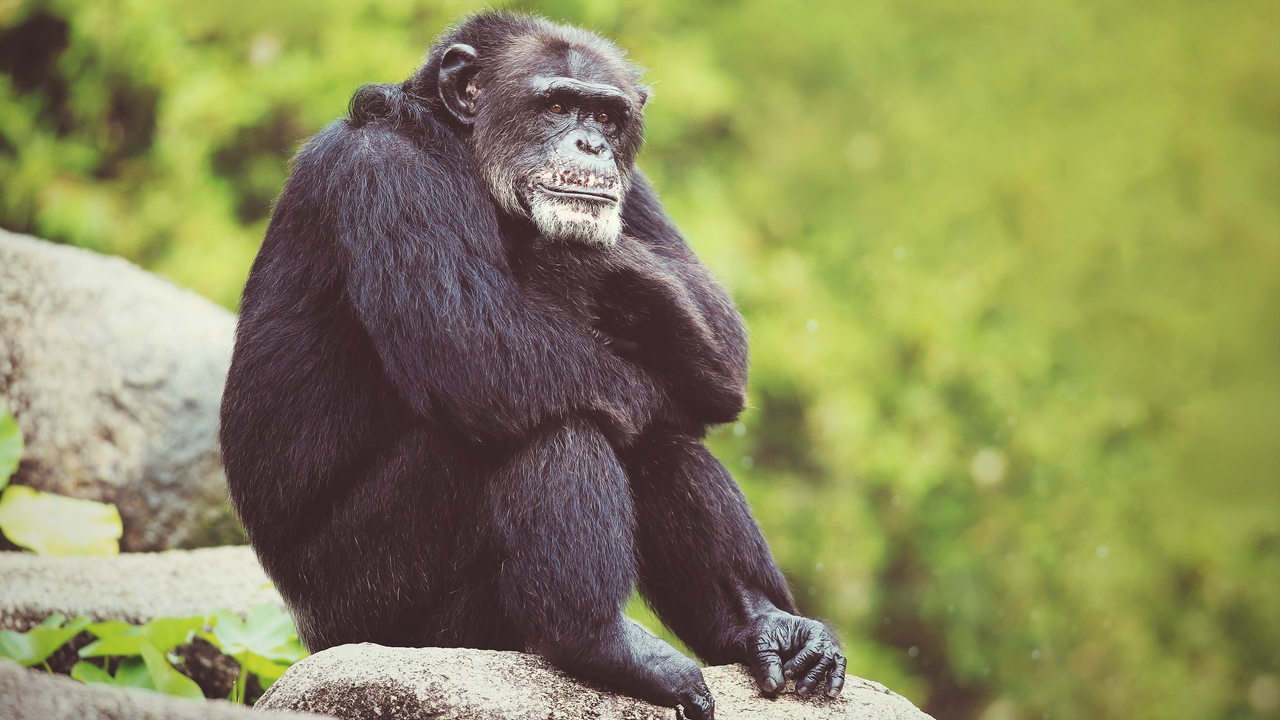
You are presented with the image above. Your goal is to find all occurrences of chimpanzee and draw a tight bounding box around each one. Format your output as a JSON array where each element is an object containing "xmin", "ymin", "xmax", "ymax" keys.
[{"xmin": 220, "ymin": 12, "xmax": 845, "ymax": 719}]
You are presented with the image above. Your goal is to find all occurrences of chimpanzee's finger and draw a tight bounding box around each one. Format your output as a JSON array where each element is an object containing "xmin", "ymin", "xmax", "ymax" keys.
[
  {"xmin": 796, "ymin": 653, "xmax": 837, "ymax": 697},
  {"xmin": 676, "ymin": 682, "xmax": 716, "ymax": 720},
  {"xmin": 750, "ymin": 637, "xmax": 785, "ymax": 695},
  {"xmin": 825, "ymin": 653, "xmax": 847, "ymax": 698},
  {"xmin": 780, "ymin": 628, "xmax": 826, "ymax": 681}
]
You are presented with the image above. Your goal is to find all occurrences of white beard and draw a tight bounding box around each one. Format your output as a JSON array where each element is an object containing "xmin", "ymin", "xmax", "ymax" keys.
[{"xmin": 528, "ymin": 194, "xmax": 623, "ymax": 247}]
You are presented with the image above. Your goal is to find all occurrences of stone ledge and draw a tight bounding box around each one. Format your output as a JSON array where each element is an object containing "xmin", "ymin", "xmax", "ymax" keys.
[
  {"xmin": 0, "ymin": 546, "xmax": 280, "ymax": 631},
  {"xmin": 258, "ymin": 643, "xmax": 934, "ymax": 720},
  {"xmin": 0, "ymin": 660, "xmax": 327, "ymax": 720}
]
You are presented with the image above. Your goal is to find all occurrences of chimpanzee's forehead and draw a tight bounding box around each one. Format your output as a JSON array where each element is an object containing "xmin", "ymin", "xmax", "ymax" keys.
[
  {"xmin": 557, "ymin": 46, "xmax": 628, "ymax": 84},
  {"xmin": 500, "ymin": 33, "xmax": 642, "ymax": 96}
]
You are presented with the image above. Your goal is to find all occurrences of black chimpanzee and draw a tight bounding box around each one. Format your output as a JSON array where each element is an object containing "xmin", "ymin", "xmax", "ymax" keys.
[{"xmin": 220, "ymin": 12, "xmax": 845, "ymax": 719}]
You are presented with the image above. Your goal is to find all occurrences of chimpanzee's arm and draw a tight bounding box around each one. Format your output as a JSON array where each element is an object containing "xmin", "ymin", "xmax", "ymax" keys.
[
  {"xmin": 624, "ymin": 431, "xmax": 848, "ymax": 700},
  {"xmin": 608, "ymin": 172, "xmax": 750, "ymax": 424},
  {"xmin": 277, "ymin": 119, "xmax": 656, "ymax": 444}
]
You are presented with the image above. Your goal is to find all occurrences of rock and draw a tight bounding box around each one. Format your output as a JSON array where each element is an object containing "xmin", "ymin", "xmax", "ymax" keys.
[
  {"xmin": 257, "ymin": 643, "xmax": 935, "ymax": 720},
  {"xmin": 0, "ymin": 546, "xmax": 280, "ymax": 631},
  {"xmin": 0, "ymin": 660, "xmax": 329, "ymax": 720},
  {"xmin": 0, "ymin": 229, "xmax": 240, "ymax": 550}
]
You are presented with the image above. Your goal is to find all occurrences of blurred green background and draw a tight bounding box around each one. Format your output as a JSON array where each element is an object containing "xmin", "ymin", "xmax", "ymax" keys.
[{"xmin": 1, "ymin": 0, "xmax": 1277, "ymax": 717}]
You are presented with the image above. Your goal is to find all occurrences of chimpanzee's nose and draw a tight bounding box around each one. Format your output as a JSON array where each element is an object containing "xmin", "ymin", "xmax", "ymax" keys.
[{"xmin": 575, "ymin": 131, "xmax": 608, "ymax": 157}]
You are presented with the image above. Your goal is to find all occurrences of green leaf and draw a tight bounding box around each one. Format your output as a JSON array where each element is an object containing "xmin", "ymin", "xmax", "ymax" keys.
[
  {"xmin": 0, "ymin": 615, "xmax": 89, "ymax": 666},
  {"xmin": 112, "ymin": 657, "xmax": 155, "ymax": 689},
  {"xmin": 240, "ymin": 653, "xmax": 292, "ymax": 686},
  {"xmin": 138, "ymin": 616, "xmax": 207, "ymax": 652},
  {"xmin": 0, "ymin": 485, "xmax": 122, "ymax": 556},
  {"xmin": 71, "ymin": 661, "xmax": 116, "ymax": 685},
  {"xmin": 78, "ymin": 634, "xmax": 145, "ymax": 658},
  {"xmin": 0, "ymin": 631, "xmax": 40, "ymax": 666},
  {"xmin": 138, "ymin": 641, "xmax": 204, "ymax": 699},
  {"xmin": 208, "ymin": 605, "xmax": 305, "ymax": 663},
  {"xmin": 80, "ymin": 616, "xmax": 205, "ymax": 658},
  {"xmin": 37, "ymin": 614, "xmax": 69, "ymax": 628},
  {"xmin": 0, "ymin": 405, "xmax": 21, "ymax": 488},
  {"xmin": 203, "ymin": 605, "xmax": 304, "ymax": 691},
  {"xmin": 85, "ymin": 620, "xmax": 135, "ymax": 639}
]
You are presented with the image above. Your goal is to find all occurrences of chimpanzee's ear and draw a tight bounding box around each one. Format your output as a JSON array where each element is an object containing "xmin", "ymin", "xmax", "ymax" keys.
[{"xmin": 438, "ymin": 43, "xmax": 479, "ymax": 126}]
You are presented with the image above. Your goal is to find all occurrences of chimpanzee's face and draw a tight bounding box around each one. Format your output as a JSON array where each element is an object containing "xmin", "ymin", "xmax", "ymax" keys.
[
  {"xmin": 507, "ymin": 75, "xmax": 638, "ymax": 246},
  {"xmin": 439, "ymin": 38, "xmax": 648, "ymax": 246}
]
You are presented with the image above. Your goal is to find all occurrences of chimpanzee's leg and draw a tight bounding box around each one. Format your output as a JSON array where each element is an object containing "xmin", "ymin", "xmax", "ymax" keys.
[
  {"xmin": 485, "ymin": 417, "xmax": 715, "ymax": 720},
  {"xmin": 622, "ymin": 430, "xmax": 847, "ymax": 699}
]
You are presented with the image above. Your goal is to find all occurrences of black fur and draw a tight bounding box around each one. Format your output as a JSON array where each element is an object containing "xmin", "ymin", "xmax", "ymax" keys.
[{"xmin": 221, "ymin": 12, "xmax": 844, "ymax": 719}]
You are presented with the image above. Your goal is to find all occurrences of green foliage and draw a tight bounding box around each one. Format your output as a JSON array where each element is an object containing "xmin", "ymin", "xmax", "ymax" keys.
[
  {"xmin": 69, "ymin": 660, "xmax": 117, "ymax": 685},
  {"xmin": 70, "ymin": 615, "xmax": 209, "ymax": 697},
  {"xmin": 0, "ymin": 406, "xmax": 124, "ymax": 555},
  {"xmin": 0, "ymin": 485, "xmax": 123, "ymax": 555},
  {"xmin": 0, "ymin": 614, "xmax": 89, "ymax": 667},
  {"xmin": 79, "ymin": 616, "xmax": 205, "ymax": 657},
  {"xmin": 137, "ymin": 641, "xmax": 206, "ymax": 699},
  {"xmin": 203, "ymin": 605, "xmax": 307, "ymax": 691},
  {"xmin": 0, "ymin": 606, "xmax": 306, "ymax": 703},
  {"xmin": 0, "ymin": 405, "xmax": 20, "ymax": 485},
  {"xmin": 1, "ymin": 1, "xmax": 1277, "ymax": 719}
]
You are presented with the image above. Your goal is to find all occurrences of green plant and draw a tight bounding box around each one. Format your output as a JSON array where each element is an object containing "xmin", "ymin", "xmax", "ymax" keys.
[
  {"xmin": 0, "ymin": 614, "xmax": 89, "ymax": 669},
  {"xmin": 69, "ymin": 615, "xmax": 208, "ymax": 698},
  {"xmin": 0, "ymin": 405, "xmax": 123, "ymax": 555},
  {"xmin": 202, "ymin": 605, "xmax": 307, "ymax": 701},
  {"xmin": 0, "ymin": 404, "xmax": 20, "ymax": 481},
  {"xmin": 0, "ymin": 605, "xmax": 306, "ymax": 703}
]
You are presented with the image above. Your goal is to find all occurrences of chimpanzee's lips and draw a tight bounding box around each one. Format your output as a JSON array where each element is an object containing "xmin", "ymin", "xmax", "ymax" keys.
[{"xmin": 536, "ymin": 183, "xmax": 619, "ymax": 203}]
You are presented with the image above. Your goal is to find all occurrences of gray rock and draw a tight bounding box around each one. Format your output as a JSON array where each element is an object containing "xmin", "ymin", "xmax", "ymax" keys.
[
  {"xmin": 0, "ymin": 229, "xmax": 240, "ymax": 550},
  {"xmin": 0, "ymin": 546, "xmax": 281, "ymax": 631},
  {"xmin": 0, "ymin": 660, "xmax": 329, "ymax": 720},
  {"xmin": 258, "ymin": 643, "xmax": 934, "ymax": 720}
]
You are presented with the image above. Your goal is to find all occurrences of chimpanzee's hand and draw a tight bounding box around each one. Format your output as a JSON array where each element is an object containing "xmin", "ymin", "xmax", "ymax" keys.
[
  {"xmin": 745, "ymin": 611, "xmax": 846, "ymax": 699},
  {"xmin": 663, "ymin": 661, "xmax": 716, "ymax": 720},
  {"xmin": 557, "ymin": 619, "xmax": 716, "ymax": 720},
  {"xmin": 626, "ymin": 624, "xmax": 716, "ymax": 720}
]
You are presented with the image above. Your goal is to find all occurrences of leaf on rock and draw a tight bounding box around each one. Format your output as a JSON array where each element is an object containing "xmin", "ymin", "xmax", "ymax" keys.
[
  {"xmin": 0, "ymin": 485, "xmax": 122, "ymax": 556},
  {"xmin": 0, "ymin": 406, "xmax": 21, "ymax": 487}
]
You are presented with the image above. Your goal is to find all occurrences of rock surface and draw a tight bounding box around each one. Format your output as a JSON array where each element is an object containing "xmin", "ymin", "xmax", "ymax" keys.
[
  {"xmin": 0, "ymin": 546, "xmax": 280, "ymax": 631},
  {"xmin": 0, "ymin": 660, "xmax": 327, "ymax": 720},
  {"xmin": 258, "ymin": 643, "xmax": 934, "ymax": 720},
  {"xmin": 0, "ymin": 229, "xmax": 239, "ymax": 551}
]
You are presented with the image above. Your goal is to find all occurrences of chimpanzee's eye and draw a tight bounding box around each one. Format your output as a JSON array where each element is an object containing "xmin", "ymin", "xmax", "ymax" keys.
[
  {"xmin": 594, "ymin": 112, "xmax": 611, "ymax": 124},
  {"xmin": 548, "ymin": 102, "xmax": 565, "ymax": 114}
]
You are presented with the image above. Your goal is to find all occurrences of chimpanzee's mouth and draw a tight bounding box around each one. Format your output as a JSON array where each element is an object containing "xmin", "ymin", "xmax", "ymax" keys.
[{"xmin": 535, "ymin": 183, "xmax": 619, "ymax": 204}]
